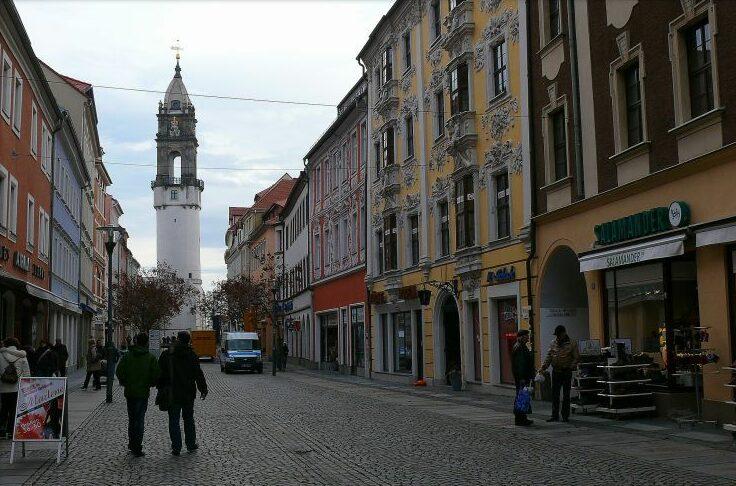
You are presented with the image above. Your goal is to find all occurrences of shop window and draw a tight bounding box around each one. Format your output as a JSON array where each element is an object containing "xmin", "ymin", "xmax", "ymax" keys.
[
  {"xmin": 351, "ymin": 306, "xmax": 365, "ymax": 369},
  {"xmin": 381, "ymin": 314, "xmax": 389, "ymax": 371},
  {"xmin": 393, "ymin": 312, "xmax": 412, "ymax": 373}
]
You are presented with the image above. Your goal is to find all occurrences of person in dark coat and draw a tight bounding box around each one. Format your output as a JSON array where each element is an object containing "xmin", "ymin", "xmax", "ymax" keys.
[
  {"xmin": 35, "ymin": 340, "xmax": 59, "ymax": 377},
  {"xmin": 53, "ymin": 339, "xmax": 69, "ymax": 377},
  {"xmin": 511, "ymin": 329, "xmax": 535, "ymax": 426},
  {"xmin": 158, "ymin": 331, "xmax": 208, "ymax": 455},
  {"xmin": 22, "ymin": 344, "xmax": 37, "ymax": 376},
  {"xmin": 280, "ymin": 342, "xmax": 289, "ymax": 371}
]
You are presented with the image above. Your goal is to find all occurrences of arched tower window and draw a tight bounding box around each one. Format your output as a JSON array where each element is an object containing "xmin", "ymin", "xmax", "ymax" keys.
[{"xmin": 171, "ymin": 152, "xmax": 182, "ymax": 178}]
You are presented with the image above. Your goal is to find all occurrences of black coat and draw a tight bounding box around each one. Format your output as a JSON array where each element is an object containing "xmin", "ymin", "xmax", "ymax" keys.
[
  {"xmin": 36, "ymin": 346, "xmax": 59, "ymax": 377},
  {"xmin": 511, "ymin": 341, "xmax": 534, "ymax": 385},
  {"xmin": 158, "ymin": 344, "xmax": 208, "ymax": 405}
]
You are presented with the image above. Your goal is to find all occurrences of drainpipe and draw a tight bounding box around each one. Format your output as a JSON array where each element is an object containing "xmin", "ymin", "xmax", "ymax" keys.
[
  {"xmin": 566, "ymin": 0, "xmax": 584, "ymax": 199},
  {"xmin": 358, "ymin": 57, "xmax": 373, "ymax": 380},
  {"xmin": 524, "ymin": 0, "xmax": 538, "ymax": 361}
]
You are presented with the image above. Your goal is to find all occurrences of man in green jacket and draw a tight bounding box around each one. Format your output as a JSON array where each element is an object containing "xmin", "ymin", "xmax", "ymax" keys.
[{"xmin": 116, "ymin": 332, "xmax": 160, "ymax": 457}]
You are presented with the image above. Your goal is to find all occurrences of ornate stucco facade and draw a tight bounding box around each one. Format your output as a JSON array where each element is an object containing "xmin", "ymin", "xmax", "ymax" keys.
[{"xmin": 359, "ymin": 0, "xmax": 533, "ymax": 387}]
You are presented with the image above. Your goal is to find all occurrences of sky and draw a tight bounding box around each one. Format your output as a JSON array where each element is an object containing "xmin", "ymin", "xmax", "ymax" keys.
[{"xmin": 15, "ymin": 0, "xmax": 391, "ymax": 290}]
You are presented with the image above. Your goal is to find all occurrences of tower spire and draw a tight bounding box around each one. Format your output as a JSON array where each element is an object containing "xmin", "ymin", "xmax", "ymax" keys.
[{"xmin": 170, "ymin": 39, "xmax": 183, "ymax": 77}]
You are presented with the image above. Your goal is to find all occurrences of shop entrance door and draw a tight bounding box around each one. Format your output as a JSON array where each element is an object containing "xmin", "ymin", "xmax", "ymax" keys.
[
  {"xmin": 442, "ymin": 298, "xmax": 461, "ymax": 385},
  {"xmin": 498, "ymin": 298, "xmax": 518, "ymax": 384}
]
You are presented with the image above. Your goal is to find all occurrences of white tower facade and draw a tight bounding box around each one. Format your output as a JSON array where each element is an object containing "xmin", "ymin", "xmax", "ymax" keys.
[{"xmin": 152, "ymin": 58, "xmax": 203, "ymax": 332}]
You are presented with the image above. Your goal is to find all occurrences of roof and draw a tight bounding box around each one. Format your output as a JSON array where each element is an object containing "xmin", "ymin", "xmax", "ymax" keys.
[
  {"xmin": 229, "ymin": 207, "xmax": 248, "ymax": 219},
  {"xmin": 59, "ymin": 74, "xmax": 92, "ymax": 95},
  {"xmin": 357, "ymin": 0, "xmax": 402, "ymax": 61},
  {"xmin": 164, "ymin": 59, "xmax": 191, "ymax": 110},
  {"xmin": 251, "ymin": 174, "xmax": 296, "ymax": 211}
]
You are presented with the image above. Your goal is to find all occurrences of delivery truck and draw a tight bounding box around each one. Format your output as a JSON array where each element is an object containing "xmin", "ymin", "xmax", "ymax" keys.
[{"xmin": 191, "ymin": 330, "xmax": 217, "ymax": 360}]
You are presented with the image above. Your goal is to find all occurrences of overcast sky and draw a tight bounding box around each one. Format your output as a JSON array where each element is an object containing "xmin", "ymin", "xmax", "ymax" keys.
[{"xmin": 15, "ymin": 0, "xmax": 390, "ymax": 290}]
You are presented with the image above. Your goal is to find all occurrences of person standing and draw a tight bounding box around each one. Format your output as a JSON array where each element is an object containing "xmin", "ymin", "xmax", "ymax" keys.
[
  {"xmin": 511, "ymin": 329, "xmax": 534, "ymax": 426},
  {"xmin": 158, "ymin": 331, "xmax": 207, "ymax": 456},
  {"xmin": 116, "ymin": 333, "xmax": 160, "ymax": 457},
  {"xmin": 35, "ymin": 340, "xmax": 59, "ymax": 377},
  {"xmin": 281, "ymin": 341, "xmax": 289, "ymax": 372},
  {"xmin": 83, "ymin": 339, "xmax": 102, "ymax": 390},
  {"xmin": 0, "ymin": 337, "xmax": 31, "ymax": 439},
  {"xmin": 53, "ymin": 339, "xmax": 69, "ymax": 377},
  {"xmin": 539, "ymin": 325, "xmax": 579, "ymax": 423}
]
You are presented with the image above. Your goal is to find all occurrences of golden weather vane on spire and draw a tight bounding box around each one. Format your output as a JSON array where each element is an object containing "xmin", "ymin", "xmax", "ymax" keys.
[{"xmin": 170, "ymin": 39, "xmax": 183, "ymax": 61}]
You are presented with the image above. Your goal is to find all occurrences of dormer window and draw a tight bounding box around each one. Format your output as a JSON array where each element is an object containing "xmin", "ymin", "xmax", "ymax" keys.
[{"xmin": 171, "ymin": 100, "xmax": 181, "ymax": 110}]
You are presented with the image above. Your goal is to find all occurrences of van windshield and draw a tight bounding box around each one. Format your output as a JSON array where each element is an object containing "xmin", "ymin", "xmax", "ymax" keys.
[{"xmin": 227, "ymin": 339, "xmax": 261, "ymax": 351}]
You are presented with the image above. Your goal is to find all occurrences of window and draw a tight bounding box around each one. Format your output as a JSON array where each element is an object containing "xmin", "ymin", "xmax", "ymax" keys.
[
  {"xmin": 12, "ymin": 72, "xmax": 22, "ymax": 133},
  {"xmin": 352, "ymin": 212, "xmax": 358, "ymax": 254},
  {"xmin": 455, "ymin": 175, "xmax": 475, "ymax": 249},
  {"xmin": 360, "ymin": 122, "xmax": 367, "ymax": 170},
  {"xmin": 383, "ymin": 213, "xmax": 397, "ymax": 271},
  {"xmin": 623, "ymin": 63, "xmax": 643, "ymax": 147},
  {"xmin": 686, "ymin": 20, "xmax": 714, "ymax": 118},
  {"xmin": 450, "ymin": 63, "xmax": 469, "ymax": 115},
  {"xmin": 381, "ymin": 46, "xmax": 393, "ymax": 85},
  {"xmin": 1, "ymin": 55, "xmax": 11, "ymax": 119},
  {"xmin": 341, "ymin": 217, "xmax": 348, "ymax": 259},
  {"xmin": 31, "ymin": 103, "xmax": 38, "ymax": 156},
  {"xmin": 495, "ymin": 172, "xmax": 510, "ymax": 239},
  {"xmin": 39, "ymin": 209, "xmax": 50, "ymax": 259},
  {"xmin": 314, "ymin": 234, "xmax": 321, "ymax": 272},
  {"xmin": 351, "ymin": 132, "xmax": 358, "ymax": 174},
  {"xmin": 405, "ymin": 116, "xmax": 414, "ymax": 159},
  {"xmin": 41, "ymin": 125, "xmax": 51, "ymax": 174},
  {"xmin": 435, "ymin": 91, "xmax": 445, "ymax": 138},
  {"xmin": 324, "ymin": 160, "xmax": 330, "ymax": 195},
  {"xmin": 0, "ymin": 166, "xmax": 7, "ymax": 229},
  {"xmin": 315, "ymin": 166, "xmax": 321, "ymax": 200},
  {"xmin": 549, "ymin": 0, "xmax": 561, "ymax": 39},
  {"xmin": 410, "ymin": 214, "xmax": 419, "ymax": 266},
  {"xmin": 551, "ymin": 109, "xmax": 567, "ymax": 180},
  {"xmin": 27, "ymin": 196, "xmax": 35, "ymax": 248},
  {"xmin": 403, "ymin": 32, "xmax": 411, "ymax": 70},
  {"xmin": 382, "ymin": 127, "xmax": 394, "ymax": 168},
  {"xmin": 439, "ymin": 200, "xmax": 450, "ymax": 256},
  {"xmin": 393, "ymin": 312, "xmax": 412, "ymax": 373},
  {"xmin": 431, "ymin": 1, "xmax": 442, "ymax": 41},
  {"xmin": 492, "ymin": 41, "xmax": 509, "ymax": 97},
  {"xmin": 325, "ymin": 228, "xmax": 332, "ymax": 267},
  {"xmin": 171, "ymin": 189, "xmax": 179, "ymax": 200},
  {"xmin": 9, "ymin": 178, "xmax": 17, "ymax": 236},
  {"xmin": 374, "ymin": 141, "xmax": 381, "ymax": 177},
  {"xmin": 377, "ymin": 229, "xmax": 384, "ymax": 274}
]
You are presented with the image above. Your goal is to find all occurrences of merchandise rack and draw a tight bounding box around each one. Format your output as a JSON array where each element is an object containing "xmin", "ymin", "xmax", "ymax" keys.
[
  {"xmin": 596, "ymin": 363, "xmax": 655, "ymax": 416},
  {"xmin": 722, "ymin": 366, "xmax": 736, "ymax": 439},
  {"xmin": 572, "ymin": 359, "xmax": 604, "ymax": 414}
]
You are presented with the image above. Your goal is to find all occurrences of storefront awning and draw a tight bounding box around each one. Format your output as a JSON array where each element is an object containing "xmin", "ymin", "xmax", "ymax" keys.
[
  {"xmin": 579, "ymin": 234, "xmax": 686, "ymax": 272},
  {"xmin": 25, "ymin": 283, "xmax": 82, "ymax": 315},
  {"xmin": 695, "ymin": 223, "xmax": 736, "ymax": 247}
]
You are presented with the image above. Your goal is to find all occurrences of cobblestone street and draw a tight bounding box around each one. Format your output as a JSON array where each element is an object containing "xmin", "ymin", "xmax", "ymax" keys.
[{"xmin": 19, "ymin": 364, "xmax": 736, "ymax": 485}]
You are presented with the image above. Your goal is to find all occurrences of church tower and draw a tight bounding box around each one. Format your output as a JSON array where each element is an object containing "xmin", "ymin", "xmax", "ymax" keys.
[{"xmin": 152, "ymin": 55, "xmax": 203, "ymax": 332}]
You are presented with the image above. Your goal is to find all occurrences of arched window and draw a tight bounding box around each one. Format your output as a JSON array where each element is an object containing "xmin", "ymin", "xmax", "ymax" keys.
[
  {"xmin": 172, "ymin": 153, "xmax": 182, "ymax": 178},
  {"xmin": 171, "ymin": 100, "xmax": 181, "ymax": 110}
]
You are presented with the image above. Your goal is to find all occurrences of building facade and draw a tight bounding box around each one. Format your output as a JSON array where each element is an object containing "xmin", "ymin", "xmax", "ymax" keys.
[
  {"xmin": 359, "ymin": 0, "xmax": 532, "ymax": 387},
  {"xmin": 277, "ymin": 172, "xmax": 313, "ymax": 367},
  {"xmin": 153, "ymin": 57, "xmax": 203, "ymax": 332},
  {"xmin": 49, "ymin": 114, "xmax": 90, "ymax": 369},
  {"xmin": 529, "ymin": 0, "xmax": 736, "ymax": 421},
  {"xmin": 0, "ymin": 3, "xmax": 59, "ymax": 346},
  {"xmin": 305, "ymin": 78, "xmax": 368, "ymax": 375}
]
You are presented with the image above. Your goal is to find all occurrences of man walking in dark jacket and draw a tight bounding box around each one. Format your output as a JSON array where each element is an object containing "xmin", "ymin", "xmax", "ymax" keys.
[
  {"xmin": 159, "ymin": 331, "xmax": 208, "ymax": 456},
  {"xmin": 35, "ymin": 340, "xmax": 59, "ymax": 377},
  {"xmin": 512, "ymin": 329, "xmax": 535, "ymax": 426},
  {"xmin": 116, "ymin": 333, "xmax": 160, "ymax": 457},
  {"xmin": 53, "ymin": 339, "xmax": 69, "ymax": 377}
]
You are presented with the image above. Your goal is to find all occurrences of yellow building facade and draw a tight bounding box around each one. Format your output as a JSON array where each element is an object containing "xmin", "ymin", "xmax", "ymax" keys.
[{"xmin": 359, "ymin": 0, "xmax": 534, "ymax": 388}]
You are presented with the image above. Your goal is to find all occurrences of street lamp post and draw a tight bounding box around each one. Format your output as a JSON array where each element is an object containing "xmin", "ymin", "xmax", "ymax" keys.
[{"xmin": 98, "ymin": 225, "xmax": 122, "ymax": 403}]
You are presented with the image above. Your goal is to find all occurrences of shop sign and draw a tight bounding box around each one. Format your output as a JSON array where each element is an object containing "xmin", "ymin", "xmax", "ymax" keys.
[
  {"xmin": 13, "ymin": 251, "xmax": 30, "ymax": 272},
  {"xmin": 32, "ymin": 264, "xmax": 44, "ymax": 280},
  {"xmin": 487, "ymin": 266, "xmax": 516, "ymax": 285},
  {"xmin": 594, "ymin": 201, "xmax": 690, "ymax": 245},
  {"xmin": 13, "ymin": 377, "xmax": 66, "ymax": 441},
  {"xmin": 398, "ymin": 285, "xmax": 418, "ymax": 300}
]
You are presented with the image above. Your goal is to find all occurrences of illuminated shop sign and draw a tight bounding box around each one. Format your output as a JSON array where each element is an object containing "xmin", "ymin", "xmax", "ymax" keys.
[{"xmin": 594, "ymin": 201, "xmax": 690, "ymax": 245}]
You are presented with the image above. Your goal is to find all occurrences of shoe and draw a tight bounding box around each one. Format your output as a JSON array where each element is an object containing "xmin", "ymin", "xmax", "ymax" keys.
[
  {"xmin": 171, "ymin": 450, "xmax": 180, "ymax": 456},
  {"xmin": 546, "ymin": 417, "xmax": 559, "ymax": 422},
  {"xmin": 132, "ymin": 450, "xmax": 145, "ymax": 457},
  {"xmin": 187, "ymin": 444, "xmax": 199, "ymax": 452}
]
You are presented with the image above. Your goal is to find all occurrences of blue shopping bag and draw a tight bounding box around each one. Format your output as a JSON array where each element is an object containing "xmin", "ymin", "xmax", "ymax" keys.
[{"xmin": 514, "ymin": 387, "xmax": 532, "ymax": 414}]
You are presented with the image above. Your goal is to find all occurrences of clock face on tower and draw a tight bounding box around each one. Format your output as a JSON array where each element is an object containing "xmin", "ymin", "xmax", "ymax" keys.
[{"xmin": 169, "ymin": 117, "xmax": 181, "ymax": 137}]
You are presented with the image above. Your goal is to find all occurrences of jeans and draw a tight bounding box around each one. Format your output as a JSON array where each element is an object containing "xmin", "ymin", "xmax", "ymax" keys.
[
  {"xmin": 0, "ymin": 392, "xmax": 18, "ymax": 435},
  {"xmin": 125, "ymin": 397, "xmax": 148, "ymax": 452},
  {"xmin": 83, "ymin": 370, "xmax": 100, "ymax": 389},
  {"xmin": 168, "ymin": 400, "xmax": 196, "ymax": 452},
  {"xmin": 551, "ymin": 369, "xmax": 573, "ymax": 420}
]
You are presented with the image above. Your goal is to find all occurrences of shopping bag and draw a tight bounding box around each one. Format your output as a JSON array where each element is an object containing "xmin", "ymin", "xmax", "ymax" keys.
[{"xmin": 514, "ymin": 387, "xmax": 532, "ymax": 414}]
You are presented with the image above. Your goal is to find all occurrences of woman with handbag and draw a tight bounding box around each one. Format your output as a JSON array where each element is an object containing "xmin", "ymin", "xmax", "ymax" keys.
[
  {"xmin": 512, "ymin": 329, "xmax": 534, "ymax": 426},
  {"xmin": 0, "ymin": 337, "xmax": 31, "ymax": 439}
]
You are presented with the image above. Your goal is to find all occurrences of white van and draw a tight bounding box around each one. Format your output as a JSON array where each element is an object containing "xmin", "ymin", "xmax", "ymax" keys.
[{"xmin": 219, "ymin": 332, "xmax": 263, "ymax": 374}]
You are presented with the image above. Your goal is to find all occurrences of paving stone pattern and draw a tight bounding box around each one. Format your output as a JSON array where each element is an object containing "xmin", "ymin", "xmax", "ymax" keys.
[{"xmin": 27, "ymin": 365, "xmax": 735, "ymax": 485}]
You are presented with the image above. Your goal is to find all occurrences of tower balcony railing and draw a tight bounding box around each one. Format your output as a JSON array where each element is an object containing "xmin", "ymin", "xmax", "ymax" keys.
[{"xmin": 151, "ymin": 175, "xmax": 205, "ymax": 190}]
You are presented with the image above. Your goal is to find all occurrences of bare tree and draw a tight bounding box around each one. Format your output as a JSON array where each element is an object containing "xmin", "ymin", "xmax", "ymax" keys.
[{"xmin": 112, "ymin": 264, "xmax": 196, "ymax": 334}]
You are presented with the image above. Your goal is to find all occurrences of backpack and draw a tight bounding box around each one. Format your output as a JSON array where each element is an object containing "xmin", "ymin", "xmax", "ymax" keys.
[{"xmin": 1, "ymin": 358, "xmax": 19, "ymax": 384}]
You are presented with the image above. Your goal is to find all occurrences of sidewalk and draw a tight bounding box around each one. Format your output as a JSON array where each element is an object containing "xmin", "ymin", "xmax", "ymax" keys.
[
  {"xmin": 0, "ymin": 368, "xmax": 110, "ymax": 486},
  {"xmin": 287, "ymin": 367, "xmax": 736, "ymax": 480}
]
